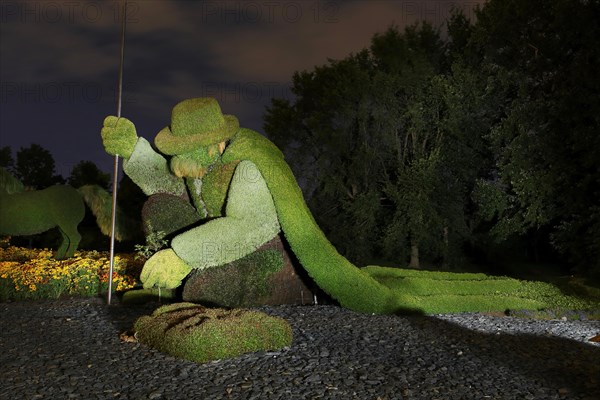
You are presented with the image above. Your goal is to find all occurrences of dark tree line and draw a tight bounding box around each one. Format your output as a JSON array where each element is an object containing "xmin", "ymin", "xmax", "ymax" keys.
[
  {"xmin": 1, "ymin": 144, "xmax": 111, "ymax": 190},
  {"xmin": 264, "ymin": 0, "xmax": 600, "ymax": 277}
]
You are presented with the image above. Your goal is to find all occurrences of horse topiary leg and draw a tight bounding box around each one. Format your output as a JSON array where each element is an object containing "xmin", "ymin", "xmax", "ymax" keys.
[
  {"xmin": 55, "ymin": 229, "xmax": 69, "ymax": 260},
  {"xmin": 55, "ymin": 226, "xmax": 81, "ymax": 260}
]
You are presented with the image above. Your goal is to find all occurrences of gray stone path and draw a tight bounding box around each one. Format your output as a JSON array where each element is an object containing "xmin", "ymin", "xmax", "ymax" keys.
[{"xmin": 1, "ymin": 298, "xmax": 598, "ymax": 399}]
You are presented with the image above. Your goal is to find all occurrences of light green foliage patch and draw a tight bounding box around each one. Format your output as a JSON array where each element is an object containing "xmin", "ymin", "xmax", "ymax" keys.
[
  {"xmin": 201, "ymin": 160, "xmax": 239, "ymax": 217},
  {"xmin": 140, "ymin": 249, "xmax": 192, "ymax": 289},
  {"xmin": 171, "ymin": 160, "xmax": 280, "ymax": 269},
  {"xmin": 101, "ymin": 116, "xmax": 138, "ymax": 159},
  {"xmin": 134, "ymin": 302, "xmax": 293, "ymax": 363},
  {"xmin": 123, "ymin": 138, "xmax": 186, "ymax": 197},
  {"xmin": 0, "ymin": 167, "xmax": 24, "ymax": 194},
  {"xmin": 363, "ymin": 266, "xmax": 600, "ymax": 314}
]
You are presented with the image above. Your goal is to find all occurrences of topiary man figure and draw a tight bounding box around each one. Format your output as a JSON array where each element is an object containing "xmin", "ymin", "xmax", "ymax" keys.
[
  {"xmin": 101, "ymin": 97, "xmax": 396, "ymax": 314},
  {"xmin": 101, "ymin": 97, "xmax": 577, "ymax": 315}
]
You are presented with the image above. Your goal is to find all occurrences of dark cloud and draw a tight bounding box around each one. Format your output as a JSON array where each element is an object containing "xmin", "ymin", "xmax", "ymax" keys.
[{"xmin": 0, "ymin": 0, "xmax": 483, "ymax": 177}]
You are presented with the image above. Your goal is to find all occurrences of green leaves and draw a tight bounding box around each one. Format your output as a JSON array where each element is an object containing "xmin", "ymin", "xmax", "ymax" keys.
[
  {"xmin": 469, "ymin": 0, "xmax": 600, "ymax": 274},
  {"xmin": 264, "ymin": 0, "xmax": 600, "ymax": 276}
]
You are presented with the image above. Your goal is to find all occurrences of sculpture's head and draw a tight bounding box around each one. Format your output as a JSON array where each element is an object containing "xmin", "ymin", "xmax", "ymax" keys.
[{"xmin": 154, "ymin": 98, "xmax": 239, "ymax": 178}]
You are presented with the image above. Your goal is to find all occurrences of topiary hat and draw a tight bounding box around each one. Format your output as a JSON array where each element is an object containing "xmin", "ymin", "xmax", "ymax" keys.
[{"xmin": 154, "ymin": 98, "xmax": 239, "ymax": 155}]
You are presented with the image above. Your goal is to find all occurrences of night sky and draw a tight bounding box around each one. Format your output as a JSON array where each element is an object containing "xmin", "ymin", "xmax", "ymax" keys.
[{"xmin": 0, "ymin": 0, "xmax": 482, "ymax": 178}]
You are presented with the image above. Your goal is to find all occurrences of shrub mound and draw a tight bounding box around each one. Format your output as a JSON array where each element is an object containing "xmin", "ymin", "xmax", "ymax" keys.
[
  {"xmin": 134, "ymin": 302, "xmax": 293, "ymax": 363},
  {"xmin": 182, "ymin": 235, "xmax": 316, "ymax": 307}
]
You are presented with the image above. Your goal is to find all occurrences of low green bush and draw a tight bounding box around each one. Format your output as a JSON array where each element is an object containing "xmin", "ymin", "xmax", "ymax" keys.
[{"xmin": 134, "ymin": 302, "xmax": 293, "ymax": 363}]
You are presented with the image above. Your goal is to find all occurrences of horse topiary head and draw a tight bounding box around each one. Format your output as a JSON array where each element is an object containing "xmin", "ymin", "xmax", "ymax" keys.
[{"xmin": 0, "ymin": 168, "xmax": 24, "ymax": 195}]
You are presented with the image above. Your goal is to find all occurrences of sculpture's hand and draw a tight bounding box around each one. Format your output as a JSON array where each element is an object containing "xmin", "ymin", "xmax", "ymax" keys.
[
  {"xmin": 101, "ymin": 116, "xmax": 138, "ymax": 159},
  {"xmin": 141, "ymin": 249, "xmax": 192, "ymax": 289}
]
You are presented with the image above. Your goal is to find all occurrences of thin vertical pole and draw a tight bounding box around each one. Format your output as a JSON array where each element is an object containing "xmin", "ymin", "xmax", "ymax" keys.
[{"xmin": 108, "ymin": 0, "xmax": 127, "ymax": 305}]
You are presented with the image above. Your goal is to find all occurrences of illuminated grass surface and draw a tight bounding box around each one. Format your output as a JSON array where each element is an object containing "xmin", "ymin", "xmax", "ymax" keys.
[
  {"xmin": 364, "ymin": 266, "xmax": 600, "ymax": 314},
  {"xmin": 0, "ymin": 245, "xmax": 141, "ymax": 301},
  {"xmin": 134, "ymin": 302, "xmax": 293, "ymax": 363}
]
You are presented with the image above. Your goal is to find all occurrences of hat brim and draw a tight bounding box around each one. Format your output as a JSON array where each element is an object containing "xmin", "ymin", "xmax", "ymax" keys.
[{"xmin": 154, "ymin": 115, "xmax": 239, "ymax": 155}]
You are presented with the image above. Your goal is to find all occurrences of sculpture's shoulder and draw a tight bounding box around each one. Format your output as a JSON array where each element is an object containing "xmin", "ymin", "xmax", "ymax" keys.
[{"xmin": 223, "ymin": 128, "xmax": 284, "ymax": 164}]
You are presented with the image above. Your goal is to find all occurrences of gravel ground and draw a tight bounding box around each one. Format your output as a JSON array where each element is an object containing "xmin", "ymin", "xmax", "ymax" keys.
[{"xmin": 1, "ymin": 297, "xmax": 599, "ymax": 400}]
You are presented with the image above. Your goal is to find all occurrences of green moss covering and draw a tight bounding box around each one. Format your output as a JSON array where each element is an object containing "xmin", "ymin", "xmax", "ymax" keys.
[
  {"xmin": 123, "ymin": 137, "xmax": 186, "ymax": 197},
  {"xmin": 201, "ymin": 160, "xmax": 239, "ymax": 217},
  {"xmin": 141, "ymin": 249, "xmax": 193, "ymax": 289},
  {"xmin": 134, "ymin": 302, "xmax": 293, "ymax": 363},
  {"xmin": 0, "ymin": 185, "xmax": 84, "ymax": 259},
  {"xmin": 105, "ymin": 100, "xmax": 599, "ymax": 315},
  {"xmin": 170, "ymin": 160, "xmax": 280, "ymax": 270},
  {"xmin": 141, "ymin": 193, "xmax": 202, "ymax": 238},
  {"xmin": 101, "ymin": 116, "xmax": 138, "ymax": 159},
  {"xmin": 363, "ymin": 266, "xmax": 600, "ymax": 314},
  {"xmin": 169, "ymin": 145, "xmax": 222, "ymax": 179},
  {"xmin": 182, "ymin": 248, "xmax": 284, "ymax": 307},
  {"xmin": 222, "ymin": 129, "xmax": 397, "ymax": 314},
  {"xmin": 154, "ymin": 98, "xmax": 239, "ymax": 155}
]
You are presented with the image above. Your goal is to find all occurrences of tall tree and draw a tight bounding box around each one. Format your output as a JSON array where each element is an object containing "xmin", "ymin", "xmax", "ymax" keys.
[
  {"xmin": 67, "ymin": 160, "xmax": 110, "ymax": 189},
  {"xmin": 266, "ymin": 50, "xmax": 382, "ymax": 263},
  {"xmin": 15, "ymin": 144, "xmax": 64, "ymax": 189},
  {"xmin": 0, "ymin": 147, "xmax": 15, "ymax": 172},
  {"xmin": 468, "ymin": 0, "xmax": 600, "ymax": 275},
  {"xmin": 265, "ymin": 23, "xmax": 472, "ymax": 267}
]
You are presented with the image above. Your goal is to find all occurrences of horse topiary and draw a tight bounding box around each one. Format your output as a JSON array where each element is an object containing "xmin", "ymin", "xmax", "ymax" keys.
[{"xmin": 0, "ymin": 167, "xmax": 132, "ymax": 259}]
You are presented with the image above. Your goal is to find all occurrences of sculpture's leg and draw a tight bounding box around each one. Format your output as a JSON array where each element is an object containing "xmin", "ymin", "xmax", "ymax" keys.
[
  {"xmin": 56, "ymin": 225, "xmax": 81, "ymax": 259},
  {"xmin": 55, "ymin": 228, "xmax": 69, "ymax": 260}
]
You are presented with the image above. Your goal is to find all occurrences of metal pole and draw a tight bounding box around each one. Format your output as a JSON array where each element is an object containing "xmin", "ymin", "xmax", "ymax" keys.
[{"xmin": 108, "ymin": 0, "xmax": 127, "ymax": 305}]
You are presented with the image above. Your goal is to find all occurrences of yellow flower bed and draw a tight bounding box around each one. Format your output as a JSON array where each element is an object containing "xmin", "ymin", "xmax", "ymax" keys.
[{"xmin": 0, "ymin": 245, "xmax": 142, "ymax": 300}]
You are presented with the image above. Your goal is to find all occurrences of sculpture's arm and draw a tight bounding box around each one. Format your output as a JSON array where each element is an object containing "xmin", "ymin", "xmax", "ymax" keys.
[
  {"xmin": 172, "ymin": 160, "xmax": 281, "ymax": 268},
  {"xmin": 141, "ymin": 160, "xmax": 281, "ymax": 288},
  {"xmin": 101, "ymin": 116, "xmax": 185, "ymax": 197},
  {"xmin": 122, "ymin": 137, "xmax": 186, "ymax": 197}
]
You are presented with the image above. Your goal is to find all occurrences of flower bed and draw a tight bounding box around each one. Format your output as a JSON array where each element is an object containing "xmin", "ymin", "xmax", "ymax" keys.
[{"xmin": 0, "ymin": 245, "xmax": 142, "ymax": 301}]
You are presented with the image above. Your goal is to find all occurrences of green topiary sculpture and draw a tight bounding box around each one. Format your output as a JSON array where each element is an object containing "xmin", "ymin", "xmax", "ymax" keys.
[
  {"xmin": 101, "ymin": 98, "xmax": 600, "ymax": 315},
  {"xmin": 182, "ymin": 247, "xmax": 284, "ymax": 308},
  {"xmin": 0, "ymin": 168, "xmax": 132, "ymax": 259},
  {"xmin": 140, "ymin": 193, "xmax": 201, "ymax": 238},
  {"xmin": 133, "ymin": 302, "xmax": 293, "ymax": 363}
]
